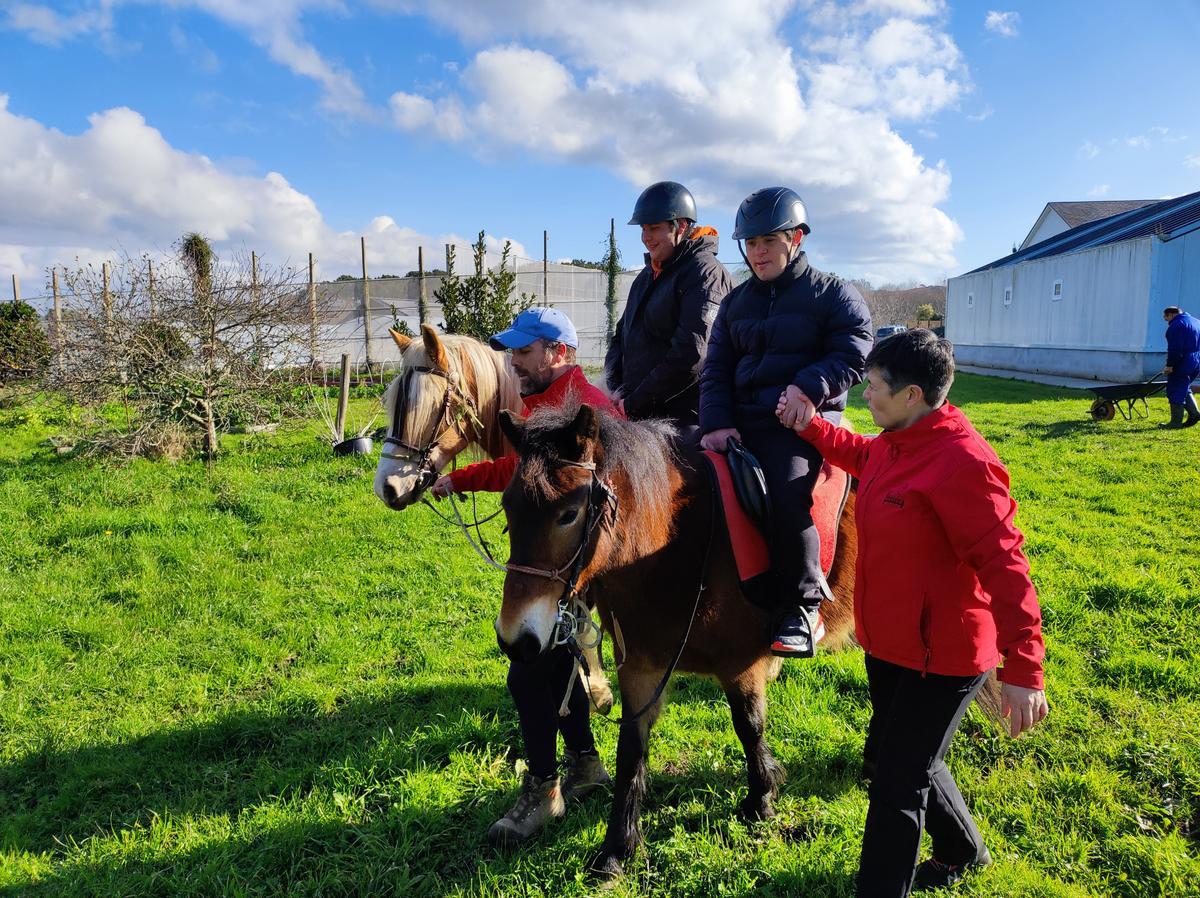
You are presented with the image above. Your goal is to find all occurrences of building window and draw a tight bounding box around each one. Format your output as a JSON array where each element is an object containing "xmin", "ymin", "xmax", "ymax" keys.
[
  {"xmin": 1052, "ymin": 280, "xmax": 1063, "ymax": 301},
  {"xmin": 967, "ymin": 292, "xmax": 975, "ymax": 308},
  {"xmin": 1004, "ymin": 287, "xmax": 1012, "ymax": 306}
]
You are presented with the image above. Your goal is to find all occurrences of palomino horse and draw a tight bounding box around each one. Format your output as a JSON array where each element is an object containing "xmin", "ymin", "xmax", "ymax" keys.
[
  {"xmin": 373, "ymin": 325, "xmax": 522, "ymax": 510},
  {"xmin": 495, "ymin": 400, "xmax": 860, "ymax": 879}
]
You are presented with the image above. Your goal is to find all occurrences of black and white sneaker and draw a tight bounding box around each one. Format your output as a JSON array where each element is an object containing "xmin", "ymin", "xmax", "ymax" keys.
[{"xmin": 770, "ymin": 607, "xmax": 826, "ymax": 658}]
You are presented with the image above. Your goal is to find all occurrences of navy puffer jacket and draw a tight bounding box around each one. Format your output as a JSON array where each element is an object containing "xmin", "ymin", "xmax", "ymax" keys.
[
  {"xmin": 700, "ymin": 251, "xmax": 872, "ymax": 432},
  {"xmin": 605, "ymin": 232, "xmax": 734, "ymax": 424}
]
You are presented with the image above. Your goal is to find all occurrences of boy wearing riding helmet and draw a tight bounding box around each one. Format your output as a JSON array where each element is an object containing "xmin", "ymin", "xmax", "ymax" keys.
[{"xmin": 699, "ymin": 187, "xmax": 872, "ymax": 657}]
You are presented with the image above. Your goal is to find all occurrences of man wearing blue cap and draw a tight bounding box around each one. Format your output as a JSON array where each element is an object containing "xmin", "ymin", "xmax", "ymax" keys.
[{"xmin": 431, "ymin": 307, "xmax": 621, "ymax": 846}]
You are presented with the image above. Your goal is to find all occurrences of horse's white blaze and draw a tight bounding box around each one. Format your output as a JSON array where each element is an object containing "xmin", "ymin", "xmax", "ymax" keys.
[{"xmin": 495, "ymin": 591, "xmax": 559, "ymax": 651}]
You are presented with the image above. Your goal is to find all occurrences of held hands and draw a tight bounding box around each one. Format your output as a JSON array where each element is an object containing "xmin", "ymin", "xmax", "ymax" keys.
[
  {"xmin": 700, "ymin": 427, "xmax": 742, "ymax": 452},
  {"xmin": 999, "ymin": 683, "xmax": 1049, "ymax": 738},
  {"xmin": 776, "ymin": 385, "xmax": 816, "ymax": 433},
  {"xmin": 430, "ymin": 474, "xmax": 457, "ymax": 500}
]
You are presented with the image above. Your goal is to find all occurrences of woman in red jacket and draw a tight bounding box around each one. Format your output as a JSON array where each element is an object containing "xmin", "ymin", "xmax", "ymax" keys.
[{"xmin": 777, "ymin": 329, "xmax": 1048, "ymax": 896}]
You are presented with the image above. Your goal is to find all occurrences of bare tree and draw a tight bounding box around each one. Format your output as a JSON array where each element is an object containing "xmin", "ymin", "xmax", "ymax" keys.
[{"xmin": 50, "ymin": 236, "xmax": 334, "ymax": 460}]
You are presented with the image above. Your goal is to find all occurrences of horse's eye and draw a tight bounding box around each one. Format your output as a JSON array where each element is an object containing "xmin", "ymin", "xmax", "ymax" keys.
[{"xmin": 557, "ymin": 508, "xmax": 580, "ymax": 526}]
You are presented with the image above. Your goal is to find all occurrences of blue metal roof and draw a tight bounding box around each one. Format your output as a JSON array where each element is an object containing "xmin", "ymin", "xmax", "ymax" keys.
[{"xmin": 968, "ymin": 188, "xmax": 1200, "ymax": 274}]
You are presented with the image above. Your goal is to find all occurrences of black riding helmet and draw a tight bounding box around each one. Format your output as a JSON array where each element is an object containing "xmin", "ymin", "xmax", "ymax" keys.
[
  {"xmin": 732, "ymin": 186, "xmax": 811, "ymax": 240},
  {"xmin": 628, "ymin": 181, "xmax": 697, "ymax": 225}
]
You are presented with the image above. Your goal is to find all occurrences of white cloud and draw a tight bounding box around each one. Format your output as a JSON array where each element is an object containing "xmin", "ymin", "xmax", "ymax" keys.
[
  {"xmin": 1185, "ymin": 154, "xmax": 1200, "ymax": 169},
  {"xmin": 382, "ymin": 0, "xmax": 968, "ymax": 281},
  {"xmin": 967, "ymin": 105, "xmax": 993, "ymax": 122},
  {"xmin": 1087, "ymin": 184, "xmax": 1110, "ymax": 198},
  {"xmin": 984, "ymin": 11, "xmax": 1020, "ymax": 37},
  {"xmin": 3, "ymin": 1, "xmax": 374, "ymax": 118},
  {"xmin": 5, "ymin": 0, "xmax": 971, "ymax": 280},
  {"xmin": 0, "ymin": 95, "xmax": 522, "ymax": 285},
  {"xmin": 1079, "ymin": 140, "xmax": 1100, "ymax": 159},
  {"xmin": 1, "ymin": 2, "xmax": 113, "ymax": 45}
]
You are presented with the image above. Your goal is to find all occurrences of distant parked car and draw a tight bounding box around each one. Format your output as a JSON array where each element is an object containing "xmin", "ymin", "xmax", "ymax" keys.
[{"xmin": 875, "ymin": 325, "xmax": 907, "ymax": 340}]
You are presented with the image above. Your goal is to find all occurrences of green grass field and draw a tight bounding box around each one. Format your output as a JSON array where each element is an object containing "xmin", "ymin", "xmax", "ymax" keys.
[{"xmin": 1, "ymin": 374, "xmax": 1198, "ymax": 897}]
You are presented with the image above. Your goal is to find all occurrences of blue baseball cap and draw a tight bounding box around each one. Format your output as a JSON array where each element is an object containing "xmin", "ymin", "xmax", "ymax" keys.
[{"xmin": 489, "ymin": 306, "xmax": 579, "ymax": 350}]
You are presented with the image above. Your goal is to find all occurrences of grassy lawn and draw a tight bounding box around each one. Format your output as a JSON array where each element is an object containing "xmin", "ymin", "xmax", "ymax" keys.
[{"xmin": 1, "ymin": 373, "xmax": 1198, "ymax": 897}]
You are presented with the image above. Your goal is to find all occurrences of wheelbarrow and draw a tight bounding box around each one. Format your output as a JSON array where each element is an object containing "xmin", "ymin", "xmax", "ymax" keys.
[{"xmin": 1086, "ymin": 374, "xmax": 1167, "ymax": 422}]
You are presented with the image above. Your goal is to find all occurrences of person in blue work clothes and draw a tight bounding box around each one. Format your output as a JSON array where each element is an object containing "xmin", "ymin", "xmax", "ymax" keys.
[
  {"xmin": 1161, "ymin": 306, "xmax": 1200, "ymax": 429},
  {"xmin": 699, "ymin": 186, "xmax": 873, "ymax": 657}
]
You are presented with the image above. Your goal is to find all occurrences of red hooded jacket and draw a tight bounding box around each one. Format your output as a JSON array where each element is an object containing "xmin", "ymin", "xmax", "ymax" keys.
[
  {"xmin": 447, "ymin": 365, "xmax": 622, "ymax": 493},
  {"xmin": 800, "ymin": 404, "xmax": 1045, "ymax": 689}
]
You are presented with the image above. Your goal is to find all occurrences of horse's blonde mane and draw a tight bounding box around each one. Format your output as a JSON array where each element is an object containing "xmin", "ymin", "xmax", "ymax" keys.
[{"xmin": 382, "ymin": 332, "xmax": 522, "ymax": 459}]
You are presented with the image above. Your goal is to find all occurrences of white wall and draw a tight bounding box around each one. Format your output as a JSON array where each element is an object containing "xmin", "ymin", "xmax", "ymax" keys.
[
  {"xmin": 1020, "ymin": 208, "xmax": 1070, "ymax": 250},
  {"xmin": 947, "ymin": 238, "xmax": 1157, "ymax": 381}
]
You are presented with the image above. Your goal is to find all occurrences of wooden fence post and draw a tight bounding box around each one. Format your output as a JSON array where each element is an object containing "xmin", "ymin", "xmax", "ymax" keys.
[
  {"xmin": 417, "ymin": 245, "xmax": 427, "ymax": 324},
  {"xmin": 50, "ymin": 269, "xmax": 63, "ymax": 367},
  {"xmin": 102, "ymin": 262, "xmax": 111, "ymax": 323},
  {"xmin": 10, "ymin": 274, "xmax": 18, "ymax": 304},
  {"xmin": 308, "ymin": 252, "xmax": 318, "ymax": 368},
  {"xmin": 335, "ymin": 352, "xmax": 351, "ymax": 443},
  {"xmin": 361, "ymin": 236, "xmax": 374, "ymax": 369},
  {"xmin": 148, "ymin": 259, "xmax": 156, "ymax": 317}
]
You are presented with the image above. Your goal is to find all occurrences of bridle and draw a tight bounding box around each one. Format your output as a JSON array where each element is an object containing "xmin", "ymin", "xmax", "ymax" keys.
[{"xmin": 380, "ymin": 364, "xmax": 481, "ymax": 495}]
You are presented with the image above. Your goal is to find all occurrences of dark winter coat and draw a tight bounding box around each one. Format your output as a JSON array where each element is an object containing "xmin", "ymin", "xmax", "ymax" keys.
[
  {"xmin": 700, "ymin": 251, "xmax": 872, "ymax": 432},
  {"xmin": 605, "ymin": 231, "xmax": 734, "ymax": 424}
]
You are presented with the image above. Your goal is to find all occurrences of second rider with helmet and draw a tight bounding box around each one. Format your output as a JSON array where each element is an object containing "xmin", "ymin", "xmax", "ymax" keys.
[{"xmin": 699, "ymin": 187, "xmax": 873, "ymax": 657}]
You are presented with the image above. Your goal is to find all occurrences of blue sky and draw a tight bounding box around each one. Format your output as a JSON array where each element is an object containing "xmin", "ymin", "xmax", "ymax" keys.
[{"xmin": 2, "ymin": 0, "xmax": 1198, "ymax": 292}]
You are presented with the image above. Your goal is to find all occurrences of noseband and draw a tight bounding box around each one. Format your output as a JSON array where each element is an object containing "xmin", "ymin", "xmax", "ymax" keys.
[{"xmin": 381, "ymin": 364, "xmax": 480, "ymax": 493}]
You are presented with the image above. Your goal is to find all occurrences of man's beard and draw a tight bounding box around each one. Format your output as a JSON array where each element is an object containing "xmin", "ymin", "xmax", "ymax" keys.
[{"xmin": 519, "ymin": 367, "xmax": 554, "ymax": 396}]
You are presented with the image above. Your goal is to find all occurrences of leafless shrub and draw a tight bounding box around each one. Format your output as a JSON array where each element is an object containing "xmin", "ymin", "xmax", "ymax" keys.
[{"xmin": 47, "ymin": 235, "xmax": 336, "ymax": 460}]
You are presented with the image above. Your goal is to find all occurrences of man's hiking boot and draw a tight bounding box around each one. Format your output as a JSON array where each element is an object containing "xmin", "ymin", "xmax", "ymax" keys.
[
  {"xmin": 770, "ymin": 606, "xmax": 825, "ymax": 658},
  {"xmin": 486, "ymin": 773, "xmax": 565, "ymax": 847},
  {"xmin": 911, "ymin": 847, "xmax": 992, "ymax": 891},
  {"xmin": 561, "ymin": 749, "xmax": 612, "ymax": 801}
]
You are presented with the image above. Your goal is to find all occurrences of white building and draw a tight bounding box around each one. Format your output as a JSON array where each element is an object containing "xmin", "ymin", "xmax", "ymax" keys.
[{"xmin": 947, "ymin": 190, "xmax": 1200, "ymax": 383}]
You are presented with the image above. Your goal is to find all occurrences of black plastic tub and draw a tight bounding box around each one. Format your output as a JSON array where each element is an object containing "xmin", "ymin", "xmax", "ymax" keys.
[{"xmin": 332, "ymin": 436, "xmax": 374, "ymax": 456}]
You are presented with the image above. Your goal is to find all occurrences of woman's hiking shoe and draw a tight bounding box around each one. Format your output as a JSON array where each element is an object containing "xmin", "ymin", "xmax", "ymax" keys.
[
  {"xmin": 770, "ymin": 607, "xmax": 826, "ymax": 658},
  {"xmin": 487, "ymin": 773, "xmax": 565, "ymax": 846},
  {"xmin": 561, "ymin": 749, "xmax": 612, "ymax": 801},
  {"xmin": 912, "ymin": 847, "xmax": 992, "ymax": 891}
]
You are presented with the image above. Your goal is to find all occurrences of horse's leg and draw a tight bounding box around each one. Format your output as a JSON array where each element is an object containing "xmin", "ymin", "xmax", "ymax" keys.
[
  {"xmin": 722, "ymin": 658, "xmax": 786, "ymax": 821},
  {"xmin": 587, "ymin": 663, "xmax": 665, "ymax": 881}
]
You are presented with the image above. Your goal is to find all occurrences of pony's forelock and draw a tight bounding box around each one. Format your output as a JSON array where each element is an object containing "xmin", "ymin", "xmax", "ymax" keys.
[{"xmin": 519, "ymin": 397, "xmax": 679, "ymax": 531}]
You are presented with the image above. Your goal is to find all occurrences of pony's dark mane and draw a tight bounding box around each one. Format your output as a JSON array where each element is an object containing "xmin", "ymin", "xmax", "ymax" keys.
[{"xmin": 520, "ymin": 396, "xmax": 679, "ymax": 525}]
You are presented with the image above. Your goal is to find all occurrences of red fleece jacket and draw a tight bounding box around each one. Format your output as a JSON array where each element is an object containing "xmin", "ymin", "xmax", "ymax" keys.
[
  {"xmin": 447, "ymin": 365, "xmax": 622, "ymax": 493},
  {"xmin": 801, "ymin": 404, "xmax": 1045, "ymax": 689}
]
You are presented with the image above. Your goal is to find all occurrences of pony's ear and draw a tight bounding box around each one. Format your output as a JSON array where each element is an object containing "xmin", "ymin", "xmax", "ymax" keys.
[
  {"xmin": 421, "ymin": 323, "xmax": 450, "ymax": 371},
  {"xmin": 389, "ymin": 328, "xmax": 413, "ymax": 351},
  {"xmin": 499, "ymin": 409, "xmax": 525, "ymax": 452},
  {"xmin": 559, "ymin": 403, "xmax": 601, "ymax": 463}
]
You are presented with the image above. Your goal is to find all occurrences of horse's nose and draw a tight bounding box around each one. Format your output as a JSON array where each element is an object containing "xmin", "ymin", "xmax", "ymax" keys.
[
  {"xmin": 497, "ymin": 629, "xmax": 543, "ymax": 664},
  {"xmin": 381, "ymin": 480, "xmax": 399, "ymax": 505}
]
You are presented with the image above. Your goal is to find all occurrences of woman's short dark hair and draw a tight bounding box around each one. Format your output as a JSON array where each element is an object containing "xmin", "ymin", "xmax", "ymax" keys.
[
  {"xmin": 866, "ymin": 328, "xmax": 955, "ymax": 405},
  {"xmin": 1163, "ymin": 306, "xmax": 1181, "ymax": 316}
]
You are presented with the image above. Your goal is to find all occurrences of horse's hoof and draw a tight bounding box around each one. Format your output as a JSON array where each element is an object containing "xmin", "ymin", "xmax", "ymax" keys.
[
  {"xmin": 740, "ymin": 795, "xmax": 776, "ymax": 821},
  {"xmin": 587, "ymin": 850, "xmax": 625, "ymax": 882}
]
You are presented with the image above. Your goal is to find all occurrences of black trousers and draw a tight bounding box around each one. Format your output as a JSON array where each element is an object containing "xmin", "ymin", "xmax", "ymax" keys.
[
  {"xmin": 742, "ymin": 425, "xmax": 825, "ymax": 609},
  {"xmin": 857, "ymin": 655, "xmax": 989, "ymax": 898},
  {"xmin": 507, "ymin": 644, "xmax": 595, "ymax": 780}
]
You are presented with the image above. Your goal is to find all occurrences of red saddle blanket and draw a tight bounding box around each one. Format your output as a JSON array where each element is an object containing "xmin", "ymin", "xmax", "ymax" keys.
[{"xmin": 702, "ymin": 450, "xmax": 849, "ymax": 583}]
